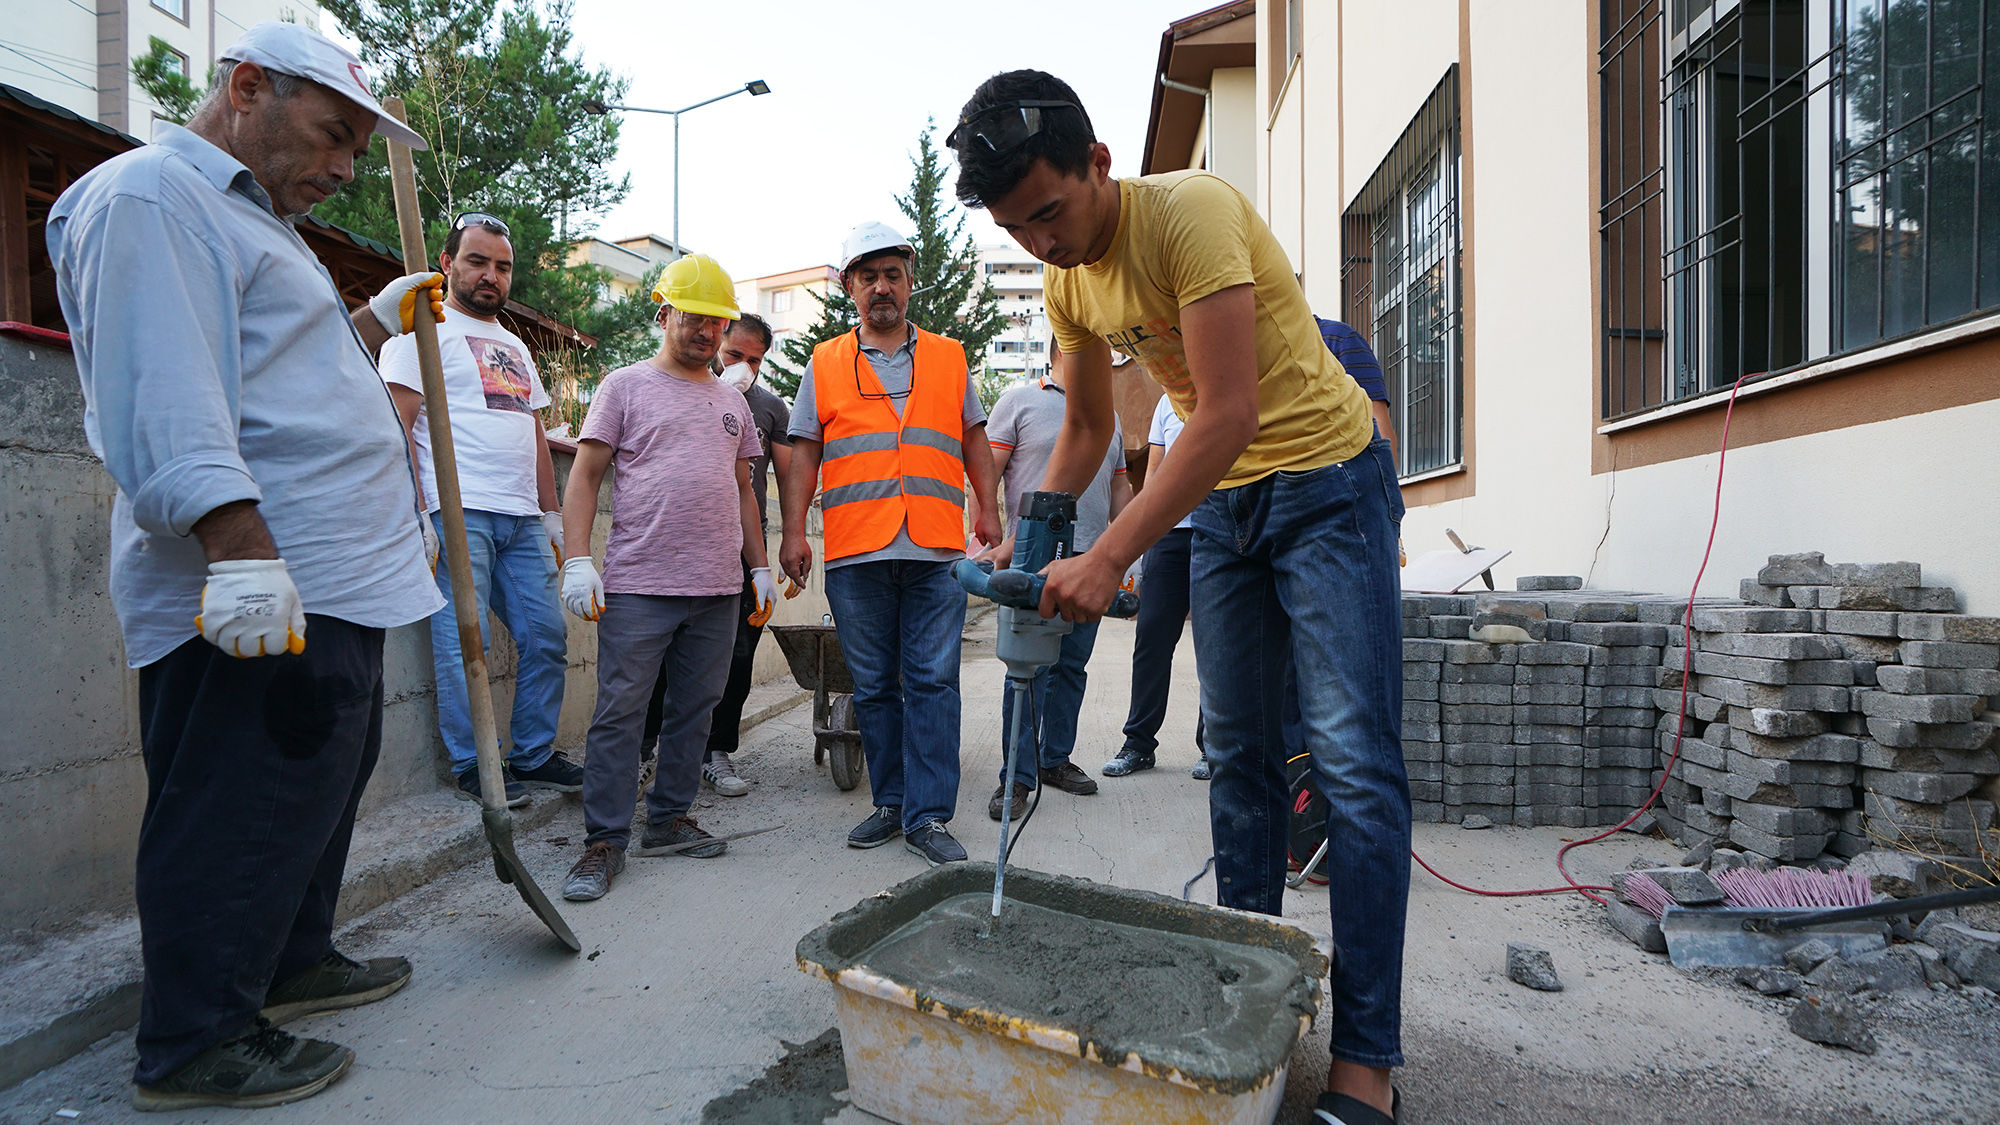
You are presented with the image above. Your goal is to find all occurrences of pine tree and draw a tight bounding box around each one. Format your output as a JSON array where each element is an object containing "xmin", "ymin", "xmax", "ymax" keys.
[
  {"xmin": 763, "ymin": 121, "xmax": 1005, "ymax": 402},
  {"xmin": 131, "ymin": 37, "xmax": 202, "ymax": 123}
]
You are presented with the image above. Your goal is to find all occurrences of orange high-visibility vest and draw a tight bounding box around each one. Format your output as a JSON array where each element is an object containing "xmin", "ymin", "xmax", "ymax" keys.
[{"xmin": 813, "ymin": 327, "xmax": 968, "ymax": 562}]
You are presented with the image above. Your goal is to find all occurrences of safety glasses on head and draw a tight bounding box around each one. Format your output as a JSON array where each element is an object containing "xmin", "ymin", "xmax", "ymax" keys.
[
  {"xmin": 453, "ymin": 211, "xmax": 510, "ymax": 236},
  {"xmin": 946, "ymin": 100, "xmax": 1080, "ymax": 160}
]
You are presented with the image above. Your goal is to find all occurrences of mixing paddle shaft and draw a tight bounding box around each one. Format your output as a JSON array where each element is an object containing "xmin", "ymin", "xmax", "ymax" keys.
[{"xmin": 954, "ymin": 493, "xmax": 1139, "ymax": 921}]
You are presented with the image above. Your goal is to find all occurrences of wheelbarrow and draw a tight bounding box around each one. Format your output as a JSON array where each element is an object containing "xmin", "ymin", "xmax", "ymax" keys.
[{"xmin": 770, "ymin": 624, "xmax": 866, "ymax": 791}]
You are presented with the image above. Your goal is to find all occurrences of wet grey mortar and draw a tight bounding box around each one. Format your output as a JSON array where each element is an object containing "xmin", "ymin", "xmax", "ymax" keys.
[
  {"xmin": 815, "ymin": 872, "xmax": 1320, "ymax": 1093},
  {"xmin": 700, "ymin": 1028, "xmax": 847, "ymax": 1125}
]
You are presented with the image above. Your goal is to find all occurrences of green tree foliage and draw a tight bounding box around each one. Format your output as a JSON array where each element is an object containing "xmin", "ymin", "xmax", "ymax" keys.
[
  {"xmin": 131, "ymin": 37, "xmax": 202, "ymax": 124},
  {"xmin": 764, "ymin": 122, "xmax": 1006, "ymax": 403},
  {"xmin": 313, "ymin": 0, "xmax": 633, "ymax": 345}
]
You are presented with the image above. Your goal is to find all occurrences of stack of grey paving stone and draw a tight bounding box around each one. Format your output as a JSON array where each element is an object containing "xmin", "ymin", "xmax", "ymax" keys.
[{"xmin": 1652, "ymin": 552, "xmax": 2000, "ymax": 864}]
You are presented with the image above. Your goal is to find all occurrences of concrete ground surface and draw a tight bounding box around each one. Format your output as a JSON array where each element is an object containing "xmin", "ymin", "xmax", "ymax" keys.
[{"xmin": 3, "ymin": 613, "xmax": 1995, "ymax": 1124}]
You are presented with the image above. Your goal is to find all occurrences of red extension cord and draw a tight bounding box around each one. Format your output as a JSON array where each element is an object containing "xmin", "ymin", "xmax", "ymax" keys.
[{"xmin": 1410, "ymin": 372, "xmax": 1754, "ymax": 905}]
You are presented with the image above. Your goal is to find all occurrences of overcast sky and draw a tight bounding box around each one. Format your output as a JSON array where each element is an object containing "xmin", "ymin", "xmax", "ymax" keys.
[{"xmin": 562, "ymin": 0, "xmax": 1197, "ymax": 280}]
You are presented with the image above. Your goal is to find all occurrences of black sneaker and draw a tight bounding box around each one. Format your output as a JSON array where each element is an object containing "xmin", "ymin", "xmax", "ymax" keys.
[
  {"xmin": 633, "ymin": 815, "xmax": 726, "ymax": 858},
  {"xmin": 513, "ymin": 751, "xmax": 584, "ymax": 792},
  {"xmin": 988, "ymin": 781, "xmax": 1032, "ymax": 821},
  {"xmin": 455, "ymin": 766, "xmax": 528, "ymax": 809},
  {"xmin": 1040, "ymin": 762, "xmax": 1099, "ymax": 795},
  {"xmin": 639, "ymin": 738, "xmax": 656, "ymax": 764},
  {"xmin": 847, "ymin": 806, "xmax": 903, "ymax": 848},
  {"xmin": 1312, "ymin": 1088, "xmax": 1401, "ymax": 1125},
  {"xmin": 132, "ymin": 1018, "xmax": 352, "ymax": 1112},
  {"xmin": 1101, "ymin": 747, "xmax": 1155, "ymax": 777},
  {"xmin": 1191, "ymin": 756, "xmax": 1214, "ymax": 781},
  {"xmin": 261, "ymin": 951, "xmax": 411, "ymax": 1025},
  {"xmin": 906, "ymin": 821, "xmax": 968, "ymax": 866}
]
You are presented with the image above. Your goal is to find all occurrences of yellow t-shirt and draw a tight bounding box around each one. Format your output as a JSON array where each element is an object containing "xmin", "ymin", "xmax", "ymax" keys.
[{"xmin": 1046, "ymin": 171, "xmax": 1373, "ymax": 488}]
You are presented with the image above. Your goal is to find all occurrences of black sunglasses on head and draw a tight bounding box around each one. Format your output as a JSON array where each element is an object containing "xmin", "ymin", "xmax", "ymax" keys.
[
  {"xmin": 453, "ymin": 211, "xmax": 510, "ymax": 235},
  {"xmin": 947, "ymin": 100, "xmax": 1080, "ymax": 159}
]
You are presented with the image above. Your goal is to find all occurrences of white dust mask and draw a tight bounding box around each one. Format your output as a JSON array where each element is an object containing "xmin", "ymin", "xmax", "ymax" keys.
[{"xmin": 721, "ymin": 361, "xmax": 756, "ymax": 392}]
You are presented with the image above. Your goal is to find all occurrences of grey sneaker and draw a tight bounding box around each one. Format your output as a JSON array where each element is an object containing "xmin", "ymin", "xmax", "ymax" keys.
[
  {"xmin": 1191, "ymin": 756, "xmax": 1214, "ymax": 781},
  {"xmin": 1101, "ymin": 748, "xmax": 1155, "ymax": 777},
  {"xmin": 906, "ymin": 821, "xmax": 968, "ymax": 866},
  {"xmin": 701, "ymin": 753, "xmax": 750, "ymax": 797},
  {"xmin": 562, "ymin": 841, "xmax": 625, "ymax": 901},
  {"xmin": 261, "ymin": 950, "xmax": 411, "ymax": 1025},
  {"xmin": 455, "ymin": 766, "xmax": 528, "ymax": 809},
  {"xmin": 633, "ymin": 815, "xmax": 726, "ymax": 858},
  {"xmin": 132, "ymin": 1018, "xmax": 352, "ymax": 1112}
]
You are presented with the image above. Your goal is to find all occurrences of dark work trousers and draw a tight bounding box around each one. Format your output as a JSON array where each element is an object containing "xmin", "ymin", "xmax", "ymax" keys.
[
  {"xmin": 132, "ymin": 616, "xmax": 385, "ymax": 1085},
  {"xmin": 642, "ymin": 563, "xmax": 761, "ymax": 760},
  {"xmin": 1120, "ymin": 527, "xmax": 1205, "ymax": 758}
]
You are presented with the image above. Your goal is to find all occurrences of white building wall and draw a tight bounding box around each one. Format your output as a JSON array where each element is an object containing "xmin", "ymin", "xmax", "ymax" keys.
[{"xmin": 5, "ymin": 1, "xmax": 100, "ymax": 118}]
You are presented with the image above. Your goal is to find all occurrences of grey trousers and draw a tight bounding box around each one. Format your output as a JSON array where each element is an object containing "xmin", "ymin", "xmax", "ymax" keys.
[{"xmin": 582, "ymin": 592, "xmax": 736, "ymax": 848}]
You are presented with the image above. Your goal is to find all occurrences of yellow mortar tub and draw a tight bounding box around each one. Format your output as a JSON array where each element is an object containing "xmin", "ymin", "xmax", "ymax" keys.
[{"xmin": 796, "ymin": 863, "xmax": 1328, "ymax": 1125}]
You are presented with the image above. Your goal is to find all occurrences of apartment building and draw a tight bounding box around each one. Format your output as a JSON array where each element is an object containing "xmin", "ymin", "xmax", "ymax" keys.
[
  {"xmin": 979, "ymin": 242, "xmax": 1053, "ymax": 384},
  {"xmin": 2, "ymin": 0, "xmax": 319, "ymax": 136},
  {"xmin": 735, "ymin": 262, "xmax": 840, "ymax": 357},
  {"xmin": 1145, "ymin": 0, "xmax": 2000, "ymax": 611},
  {"xmin": 565, "ymin": 233, "xmax": 681, "ymax": 303}
]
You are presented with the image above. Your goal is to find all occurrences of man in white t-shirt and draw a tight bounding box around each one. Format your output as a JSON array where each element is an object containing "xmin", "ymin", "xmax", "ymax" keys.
[{"xmin": 380, "ymin": 214, "xmax": 580, "ymax": 808}]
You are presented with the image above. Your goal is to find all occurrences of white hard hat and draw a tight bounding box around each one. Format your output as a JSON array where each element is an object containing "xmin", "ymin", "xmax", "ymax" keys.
[
  {"xmin": 839, "ymin": 221, "xmax": 914, "ymax": 271},
  {"xmin": 218, "ymin": 21, "xmax": 427, "ymax": 150}
]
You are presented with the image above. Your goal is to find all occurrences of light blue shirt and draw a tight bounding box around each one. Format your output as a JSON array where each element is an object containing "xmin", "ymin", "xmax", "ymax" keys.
[{"xmin": 48, "ymin": 123, "xmax": 442, "ymax": 667}]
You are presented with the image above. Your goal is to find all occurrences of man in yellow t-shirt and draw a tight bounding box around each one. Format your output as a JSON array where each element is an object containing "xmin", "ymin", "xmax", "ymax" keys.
[{"xmin": 951, "ymin": 70, "xmax": 1411, "ymax": 1125}]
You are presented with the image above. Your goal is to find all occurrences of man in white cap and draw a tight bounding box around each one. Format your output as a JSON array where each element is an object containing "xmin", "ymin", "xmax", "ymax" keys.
[
  {"xmin": 48, "ymin": 20, "xmax": 448, "ymax": 1111},
  {"xmin": 779, "ymin": 222, "xmax": 1001, "ymax": 866}
]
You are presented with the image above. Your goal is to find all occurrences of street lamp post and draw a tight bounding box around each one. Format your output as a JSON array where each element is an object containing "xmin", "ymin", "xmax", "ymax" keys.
[{"xmin": 582, "ymin": 80, "xmax": 772, "ymax": 260}]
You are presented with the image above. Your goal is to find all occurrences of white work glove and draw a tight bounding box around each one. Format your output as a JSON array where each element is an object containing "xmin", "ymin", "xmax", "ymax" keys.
[
  {"xmin": 542, "ymin": 511, "xmax": 564, "ymax": 565},
  {"xmin": 748, "ymin": 566, "xmax": 778, "ymax": 626},
  {"xmin": 420, "ymin": 517, "xmax": 440, "ymax": 575},
  {"xmin": 561, "ymin": 556, "xmax": 604, "ymax": 621},
  {"xmin": 368, "ymin": 272, "xmax": 446, "ymax": 336},
  {"xmin": 196, "ymin": 559, "xmax": 307, "ymax": 658}
]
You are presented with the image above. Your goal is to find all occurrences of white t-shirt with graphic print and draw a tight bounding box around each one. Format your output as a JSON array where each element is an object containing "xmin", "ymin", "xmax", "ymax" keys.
[{"xmin": 380, "ymin": 303, "xmax": 551, "ymax": 516}]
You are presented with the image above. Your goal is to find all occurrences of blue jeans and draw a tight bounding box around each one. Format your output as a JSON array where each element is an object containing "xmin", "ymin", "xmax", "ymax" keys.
[
  {"xmin": 824, "ymin": 560, "xmax": 966, "ymax": 833},
  {"xmin": 1122, "ymin": 527, "xmax": 1199, "ymax": 757},
  {"xmin": 999, "ymin": 620, "xmax": 1099, "ymax": 786},
  {"xmin": 428, "ymin": 511, "xmax": 567, "ymax": 775},
  {"xmin": 1190, "ymin": 437, "xmax": 1410, "ymax": 1069}
]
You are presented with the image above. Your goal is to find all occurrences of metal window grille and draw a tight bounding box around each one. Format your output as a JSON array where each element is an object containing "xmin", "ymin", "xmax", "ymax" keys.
[
  {"xmin": 1341, "ymin": 69, "xmax": 1464, "ymax": 477},
  {"xmin": 1602, "ymin": 0, "xmax": 1999, "ymax": 418}
]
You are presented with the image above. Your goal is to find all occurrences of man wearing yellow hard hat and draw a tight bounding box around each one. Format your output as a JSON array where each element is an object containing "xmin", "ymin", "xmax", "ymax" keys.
[{"xmin": 556, "ymin": 253, "xmax": 778, "ymax": 902}]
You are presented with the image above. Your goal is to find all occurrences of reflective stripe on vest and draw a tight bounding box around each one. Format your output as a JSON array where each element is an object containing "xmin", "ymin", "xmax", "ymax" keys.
[{"xmin": 813, "ymin": 327, "xmax": 968, "ymax": 561}]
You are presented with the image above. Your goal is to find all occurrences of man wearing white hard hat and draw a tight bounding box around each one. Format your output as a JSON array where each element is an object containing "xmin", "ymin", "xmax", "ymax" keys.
[
  {"xmin": 557, "ymin": 254, "xmax": 775, "ymax": 903},
  {"xmin": 48, "ymin": 19, "xmax": 448, "ymax": 1110},
  {"xmin": 780, "ymin": 222, "xmax": 1002, "ymax": 866}
]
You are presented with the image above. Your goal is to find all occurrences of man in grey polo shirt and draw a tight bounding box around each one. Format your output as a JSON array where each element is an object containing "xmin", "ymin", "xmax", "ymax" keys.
[{"xmin": 50, "ymin": 21, "xmax": 446, "ymax": 1111}]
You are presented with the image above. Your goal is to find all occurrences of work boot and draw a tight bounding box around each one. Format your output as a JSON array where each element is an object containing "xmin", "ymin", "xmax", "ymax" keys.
[
  {"xmin": 905, "ymin": 821, "xmax": 968, "ymax": 866},
  {"xmin": 1039, "ymin": 762, "xmax": 1099, "ymax": 795},
  {"xmin": 1100, "ymin": 747, "xmax": 1155, "ymax": 777},
  {"xmin": 562, "ymin": 841, "xmax": 624, "ymax": 901},
  {"xmin": 132, "ymin": 1018, "xmax": 352, "ymax": 1112},
  {"xmin": 512, "ymin": 751, "xmax": 584, "ymax": 792},
  {"xmin": 633, "ymin": 815, "xmax": 726, "ymax": 858},
  {"xmin": 455, "ymin": 766, "xmax": 527, "ymax": 809},
  {"xmin": 847, "ymin": 806, "xmax": 902, "ymax": 848},
  {"xmin": 988, "ymin": 781, "xmax": 1032, "ymax": 821},
  {"xmin": 701, "ymin": 753, "xmax": 751, "ymax": 797},
  {"xmin": 1191, "ymin": 756, "xmax": 1214, "ymax": 781},
  {"xmin": 261, "ymin": 951, "xmax": 411, "ymax": 1025}
]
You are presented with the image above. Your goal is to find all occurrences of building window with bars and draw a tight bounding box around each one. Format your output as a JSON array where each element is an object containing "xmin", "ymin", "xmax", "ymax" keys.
[
  {"xmin": 1342, "ymin": 69, "xmax": 1464, "ymax": 478},
  {"xmin": 1601, "ymin": 0, "xmax": 2000, "ymax": 419}
]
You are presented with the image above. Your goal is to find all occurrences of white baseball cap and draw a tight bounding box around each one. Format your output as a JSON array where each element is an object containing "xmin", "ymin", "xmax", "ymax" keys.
[
  {"xmin": 839, "ymin": 221, "xmax": 914, "ymax": 271},
  {"xmin": 218, "ymin": 22, "xmax": 428, "ymax": 151}
]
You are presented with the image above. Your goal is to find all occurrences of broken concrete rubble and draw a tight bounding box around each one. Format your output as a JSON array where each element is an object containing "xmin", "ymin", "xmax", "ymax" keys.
[
  {"xmin": 1505, "ymin": 943, "xmax": 1563, "ymax": 991},
  {"xmin": 1785, "ymin": 992, "xmax": 1879, "ymax": 1054},
  {"xmin": 1603, "ymin": 899, "xmax": 1667, "ymax": 953},
  {"xmin": 1914, "ymin": 915, "xmax": 2000, "ymax": 991}
]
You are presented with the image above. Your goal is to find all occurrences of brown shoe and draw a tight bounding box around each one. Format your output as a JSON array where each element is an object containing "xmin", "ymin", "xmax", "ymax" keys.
[
  {"xmin": 1039, "ymin": 762, "xmax": 1099, "ymax": 796},
  {"xmin": 988, "ymin": 781, "xmax": 1032, "ymax": 821}
]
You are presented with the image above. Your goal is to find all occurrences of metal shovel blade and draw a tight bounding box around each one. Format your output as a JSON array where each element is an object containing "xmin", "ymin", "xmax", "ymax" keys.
[
  {"xmin": 483, "ymin": 807, "xmax": 582, "ymax": 952},
  {"xmin": 1660, "ymin": 906, "xmax": 1887, "ymax": 969}
]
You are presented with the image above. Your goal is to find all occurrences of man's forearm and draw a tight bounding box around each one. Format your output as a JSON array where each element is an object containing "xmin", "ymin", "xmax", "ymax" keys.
[
  {"xmin": 534, "ymin": 424, "xmax": 559, "ymax": 512},
  {"xmin": 1040, "ymin": 411, "xmax": 1119, "ymax": 499},
  {"xmin": 192, "ymin": 499, "xmax": 279, "ymax": 563},
  {"xmin": 561, "ymin": 466, "xmax": 603, "ymax": 562},
  {"xmin": 351, "ymin": 308, "xmax": 392, "ymax": 361},
  {"xmin": 782, "ymin": 440, "xmax": 822, "ymax": 537}
]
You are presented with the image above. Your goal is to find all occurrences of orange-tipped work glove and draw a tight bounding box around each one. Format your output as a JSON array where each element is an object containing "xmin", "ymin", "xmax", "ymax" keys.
[
  {"xmin": 542, "ymin": 511, "xmax": 564, "ymax": 566},
  {"xmin": 748, "ymin": 566, "xmax": 778, "ymax": 626},
  {"xmin": 561, "ymin": 557, "xmax": 604, "ymax": 621},
  {"xmin": 196, "ymin": 559, "xmax": 307, "ymax": 657},
  {"xmin": 368, "ymin": 272, "xmax": 446, "ymax": 336},
  {"xmin": 780, "ymin": 573, "xmax": 804, "ymax": 599}
]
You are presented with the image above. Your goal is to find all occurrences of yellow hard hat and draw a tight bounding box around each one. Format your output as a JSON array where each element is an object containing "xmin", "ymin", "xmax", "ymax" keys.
[{"xmin": 651, "ymin": 253, "xmax": 740, "ymax": 319}]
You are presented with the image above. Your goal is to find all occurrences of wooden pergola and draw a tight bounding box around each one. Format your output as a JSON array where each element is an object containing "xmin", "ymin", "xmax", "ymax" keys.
[{"xmin": 0, "ymin": 81, "xmax": 594, "ymax": 356}]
